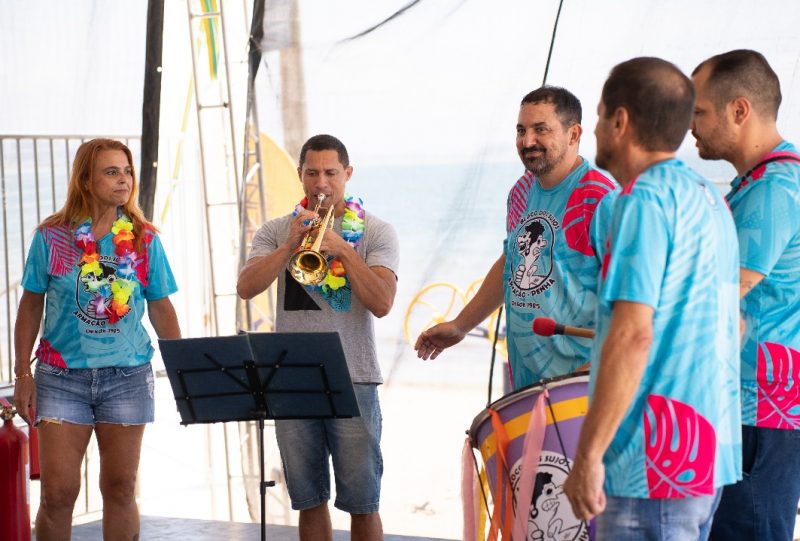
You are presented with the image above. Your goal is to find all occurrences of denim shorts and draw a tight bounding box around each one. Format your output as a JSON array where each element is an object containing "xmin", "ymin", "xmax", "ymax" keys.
[
  {"xmin": 596, "ymin": 489, "xmax": 721, "ymax": 540},
  {"xmin": 34, "ymin": 362, "xmax": 155, "ymax": 426},
  {"xmin": 275, "ymin": 383, "xmax": 383, "ymax": 514}
]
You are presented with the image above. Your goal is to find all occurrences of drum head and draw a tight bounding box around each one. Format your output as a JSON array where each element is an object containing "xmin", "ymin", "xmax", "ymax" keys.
[{"xmin": 468, "ymin": 371, "xmax": 589, "ymax": 444}]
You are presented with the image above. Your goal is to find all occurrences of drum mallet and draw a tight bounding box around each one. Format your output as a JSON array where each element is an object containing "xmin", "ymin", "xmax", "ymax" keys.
[{"xmin": 532, "ymin": 317, "xmax": 595, "ymax": 339}]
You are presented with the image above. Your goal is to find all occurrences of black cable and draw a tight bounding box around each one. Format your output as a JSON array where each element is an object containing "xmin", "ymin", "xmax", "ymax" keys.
[
  {"xmin": 542, "ymin": 0, "xmax": 565, "ymax": 86},
  {"xmin": 486, "ymin": 305, "xmax": 503, "ymax": 407},
  {"xmin": 339, "ymin": 0, "xmax": 423, "ymax": 43},
  {"xmin": 544, "ymin": 388, "xmax": 570, "ymax": 472}
]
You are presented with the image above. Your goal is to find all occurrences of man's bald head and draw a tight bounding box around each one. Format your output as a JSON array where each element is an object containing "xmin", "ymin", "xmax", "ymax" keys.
[
  {"xmin": 692, "ymin": 49, "xmax": 781, "ymax": 121},
  {"xmin": 601, "ymin": 57, "xmax": 695, "ymax": 152}
]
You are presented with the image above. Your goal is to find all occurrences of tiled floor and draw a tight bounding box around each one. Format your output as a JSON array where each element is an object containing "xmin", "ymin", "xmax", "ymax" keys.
[{"xmin": 63, "ymin": 515, "xmax": 456, "ymax": 541}]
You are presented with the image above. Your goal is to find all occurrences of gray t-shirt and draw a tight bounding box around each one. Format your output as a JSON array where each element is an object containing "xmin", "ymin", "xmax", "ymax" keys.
[{"xmin": 248, "ymin": 211, "xmax": 399, "ymax": 383}]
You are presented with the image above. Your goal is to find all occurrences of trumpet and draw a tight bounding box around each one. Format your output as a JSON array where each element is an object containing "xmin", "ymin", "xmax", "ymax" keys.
[{"xmin": 288, "ymin": 193, "xmax": 335, "ymax": 285}]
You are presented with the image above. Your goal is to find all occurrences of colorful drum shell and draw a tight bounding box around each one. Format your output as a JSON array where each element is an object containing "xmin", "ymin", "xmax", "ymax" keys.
[{"xmin": 469, "ymin": 372, "xmax": 591, "ymax": 540}]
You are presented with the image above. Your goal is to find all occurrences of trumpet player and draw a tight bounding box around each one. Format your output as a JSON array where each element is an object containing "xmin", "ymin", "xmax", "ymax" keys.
[{"xmin": 237, "ymin": 134, "xmax": 399, "ymax": 541}]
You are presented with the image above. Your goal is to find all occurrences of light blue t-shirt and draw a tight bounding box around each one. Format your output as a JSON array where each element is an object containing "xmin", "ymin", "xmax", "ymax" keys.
[
  {"xmin": 593, "ymin": 159, "xmax": 741, "ymax": 499},
  {"xmin": 21, "ymin": 224, "xmax": 178, "ymax": 368},
  {"xmin": 503, "ymin": 158, "xmax": 618, "ymax": 389},
  {"xmin": 726, "ymin": 141, "xmax": 800, "ymax": 430}
]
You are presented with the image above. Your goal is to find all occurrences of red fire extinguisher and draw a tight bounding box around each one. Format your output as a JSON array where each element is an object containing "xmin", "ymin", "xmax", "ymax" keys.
[
  {"xmin": 0, "ymin": 397, "xmax": 32, "ymax": 541},
  {"xmin": 28, "ymin": 424, "xmax": 40, "ymax": 481}
]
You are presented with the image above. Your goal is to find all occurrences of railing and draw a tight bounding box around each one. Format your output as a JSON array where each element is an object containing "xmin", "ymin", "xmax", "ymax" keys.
[
  {"xmin": 0, "ymin": 135, "xmax": 140, "ymax": 383},
  {"xmin": 0, "ymin": 135, "xmax": 141, "ymax": 519}
]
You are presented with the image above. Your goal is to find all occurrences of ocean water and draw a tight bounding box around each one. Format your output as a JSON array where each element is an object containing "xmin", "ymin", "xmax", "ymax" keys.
[{"xmin": 350, "ymin": 161, "xmax": 520, "ymax": 385}]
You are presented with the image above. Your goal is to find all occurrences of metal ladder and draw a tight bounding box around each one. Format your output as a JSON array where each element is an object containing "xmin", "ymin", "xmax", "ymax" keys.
[
  {"xmin": 185, "ymin": 0, "xmax": 262, "ymax": 524},
  {"xmin": 237, "ymin": 52, "xmax": 268, "ymax": 333},
  {"xmin": 185, "ymin": 0, "xmax": 244, "ymax": 338}
]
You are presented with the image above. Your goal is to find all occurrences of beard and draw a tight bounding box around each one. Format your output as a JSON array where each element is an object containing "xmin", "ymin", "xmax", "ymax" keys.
[
  {"xmin": 595, "ymin": 144, "xmax": 612, "ymax": 172},
  {"xmin": 693, "ymin": 131, "xmax": 735, "ymax": 161},
  {"xmin": 692, "ymin": 117, "xmax": 737, "ymax": 161},
  {"xmin": 521, "ymin": 145, "xmax": 565, "ymax": 176}
]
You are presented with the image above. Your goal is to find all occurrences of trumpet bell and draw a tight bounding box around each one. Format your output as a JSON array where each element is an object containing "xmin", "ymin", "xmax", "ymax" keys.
[
  {"xmin": 288, "ymin": 193, "xmax": 334, "ymax": 285},
  {"xmin": 289, "ymin": 249, "xmax": 329, "ymax": 285}
]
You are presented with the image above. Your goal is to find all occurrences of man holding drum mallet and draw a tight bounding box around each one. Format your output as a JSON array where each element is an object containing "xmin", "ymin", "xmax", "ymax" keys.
[
  {"xmin": 415, "ymin": 86, "xmax": 618, "ymax": 390},
  {"xmin": 564, "ymin": 57, "xmax": 742, "ymax": 540}
]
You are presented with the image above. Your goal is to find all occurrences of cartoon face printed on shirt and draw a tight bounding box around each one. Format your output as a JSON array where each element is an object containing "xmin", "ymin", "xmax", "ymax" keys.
[
  {"xmin": 79, "ymin": 261, "xmax": 116, "ymax": 293},
  {"xmin": 75, "ymin": 260, "xmax": 124, "ymax": 323},
  {"xmin": 511, "ymin": 214, "xmax": 556, "ymax": 295},
  {"xmin": 518, "ymin": 220, "xmax": 548, "ymax": 258}
]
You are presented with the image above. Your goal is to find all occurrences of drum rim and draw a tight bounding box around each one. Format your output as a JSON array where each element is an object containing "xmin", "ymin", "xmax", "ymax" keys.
[{"xmin": 467, "ymin": 370, "xmax": 589, "ymax": 443}]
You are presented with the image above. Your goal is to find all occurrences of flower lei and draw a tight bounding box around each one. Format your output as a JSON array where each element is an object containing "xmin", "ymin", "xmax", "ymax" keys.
[
  {"xmin": 293, "ymin": 195, "xmax": 365, "ymax": 311},
  {"xmin": 75, "ymin": 215, "xmax": 139, "ymax": 323}
]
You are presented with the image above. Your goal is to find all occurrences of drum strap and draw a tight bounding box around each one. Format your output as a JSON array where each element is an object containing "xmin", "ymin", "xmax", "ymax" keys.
[
  {"xmin": 462, "ymin": 437, "xmax": 478, "ymax": 541},
  {"xmin": 461, "ymin": 436, "xmax": 493, "ymax": 541},
  {"xmin": 478, "ymin": 468, "xmax": 489, "ymax": 538},
  {"xmin": 512, "ymin": 390, "xmax": 549, "ymax": 541},
  {"xmin": 464, "ymin": 441, "xmax": 500, "ymax": 541},
  {"xmin": 488, "ymin": 409, "xmax": 514, "ymax": 540}
]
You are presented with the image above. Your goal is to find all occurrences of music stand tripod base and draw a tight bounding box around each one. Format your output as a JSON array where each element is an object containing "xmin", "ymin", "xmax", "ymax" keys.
[{"xmin": 160, "ymin": 332, "xmax": 359, "ymax": 540}]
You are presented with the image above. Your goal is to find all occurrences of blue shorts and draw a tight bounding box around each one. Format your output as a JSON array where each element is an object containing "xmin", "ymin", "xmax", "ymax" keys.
[
  {"xmin": 34, "ymin": 362, "xmax": 155, "ymax": 426},
  {"xmin": 597, "ymin": 489, "xmax": 721, "ymax": 540},
  {"xmin": 275, "ymin": 383, "xmax": 383, "ymax": 514}
]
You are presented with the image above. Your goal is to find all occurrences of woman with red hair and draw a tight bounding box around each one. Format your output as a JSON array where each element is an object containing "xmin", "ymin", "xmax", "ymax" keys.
[{"xmin": 13, "ymin": 138, "xmax": 180, "ymax": 540}]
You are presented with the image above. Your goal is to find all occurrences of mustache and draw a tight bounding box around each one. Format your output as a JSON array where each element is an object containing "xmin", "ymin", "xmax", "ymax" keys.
[{"xmin": 522, "ymin": 146, "xmax": 546, "ymax": 154}]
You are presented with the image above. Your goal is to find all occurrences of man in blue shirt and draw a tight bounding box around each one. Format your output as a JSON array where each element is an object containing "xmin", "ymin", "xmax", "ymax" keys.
[
  {"xmin": 692, "ymin": 49, "xmax": 800, "ymax": 541},
  {"xmin": 564, "ymin": 57, "xmax": 741, "ymax": 540},
  {"xmin": 415, "ymin": 87, "xmax": 618, "ymax": 389}
]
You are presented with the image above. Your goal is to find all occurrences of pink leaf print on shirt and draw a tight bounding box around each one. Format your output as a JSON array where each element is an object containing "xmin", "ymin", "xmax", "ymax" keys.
[
  {"xmin": 601, "ymin": 237, "xmax": 611, "ymax": 280},
  {"xmin": 42, "ymin": 225, "xmax": 81, "ymax": 276},
  {"xmin": 756, "ymin": 342, "xmax": 800, "ymax": 429},
  {"xmin": 507, "ymin": 171, "xmax": 534, "ymax": 232},
  {"xmin": 134, "ymin": 229, "xmax": 154, "ymax": 288},
  {"xmin": 732, "ymin": 151, "xmax": 800, "ymax": 195},
  {"xmin": 35, "ymin": 338, "xmax": 67, "ymax": 368},
  {"xmin": 643, "ymin": 394, "xmax": 716, "ymax": 498},
  {"xmin": 750, "ymin": 152, "xmax": 800, "ymax": 181},
  {"xmin": 562, "ymin": 170, "xmax": 615, "ymax": 256}
]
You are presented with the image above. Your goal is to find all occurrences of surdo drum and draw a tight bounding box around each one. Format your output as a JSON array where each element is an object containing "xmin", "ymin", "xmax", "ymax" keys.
[{"xmin": 469, "ymin": 372, "xmax": 592, "ymax": 541}]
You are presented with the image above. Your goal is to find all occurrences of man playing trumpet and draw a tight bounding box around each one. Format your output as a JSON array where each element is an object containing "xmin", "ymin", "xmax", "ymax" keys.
[{"xmin": 237, "ymin": 134, "xmax": 399, "ymax": 541}]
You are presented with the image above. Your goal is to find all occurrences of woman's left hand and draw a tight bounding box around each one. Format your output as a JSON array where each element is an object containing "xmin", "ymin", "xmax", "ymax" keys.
[{"xmin": 13, "ymin": 375, "xmax": 36, "ymax": 425}]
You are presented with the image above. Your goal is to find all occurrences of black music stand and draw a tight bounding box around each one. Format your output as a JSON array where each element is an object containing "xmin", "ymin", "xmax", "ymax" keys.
[{"xmin": 159, "ymin": 332, "xmax": 359, "ymax": 541}]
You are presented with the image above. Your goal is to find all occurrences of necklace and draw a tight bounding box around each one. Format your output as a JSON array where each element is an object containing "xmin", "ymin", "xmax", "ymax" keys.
[
  {"xmin": 292, "ymin": 195, "xmax": 365, "ymax": 311},
  {"xmin": 74, "ymin": 215, "xmax": 139, "ymax": 323}
]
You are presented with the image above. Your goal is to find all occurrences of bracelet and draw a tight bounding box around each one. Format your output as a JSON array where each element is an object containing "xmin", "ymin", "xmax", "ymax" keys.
[{"xmin": 14, "ymin": 372, "xmax": 32, "ymax": 381}]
